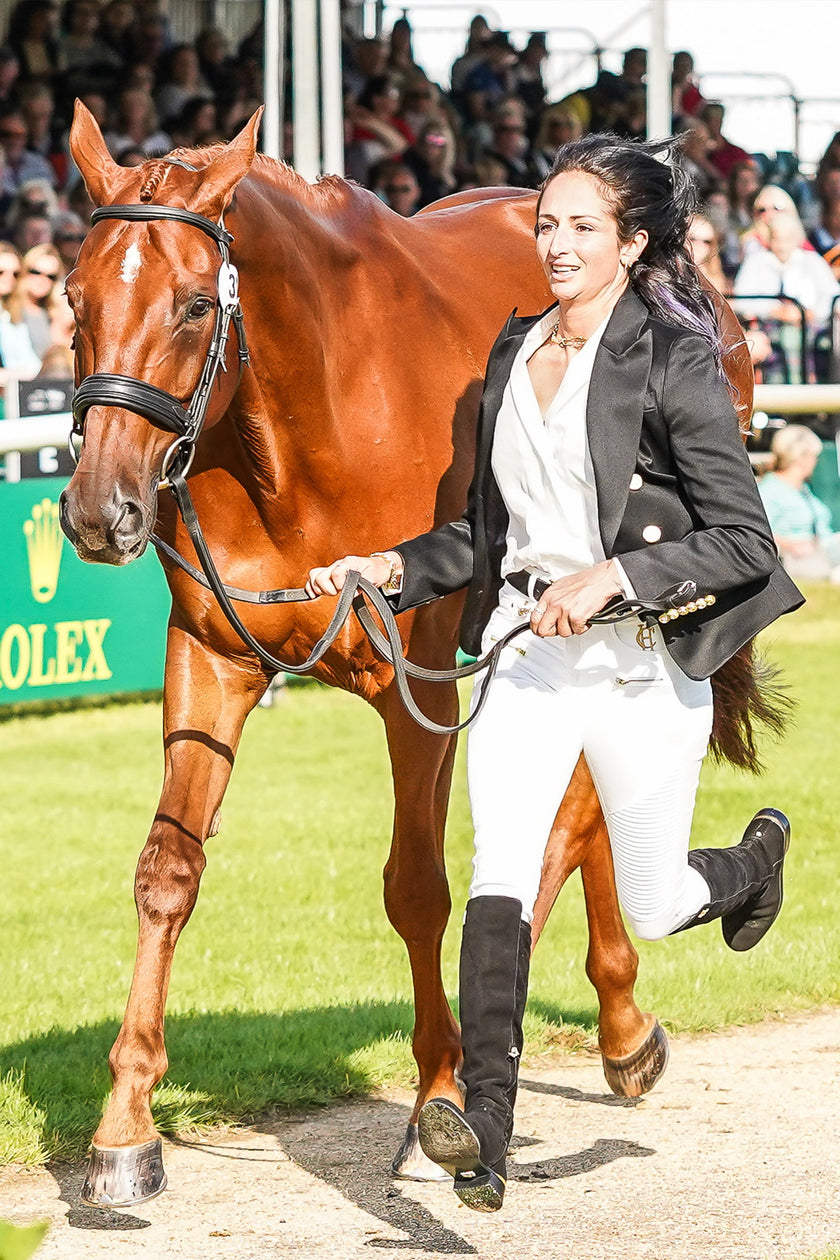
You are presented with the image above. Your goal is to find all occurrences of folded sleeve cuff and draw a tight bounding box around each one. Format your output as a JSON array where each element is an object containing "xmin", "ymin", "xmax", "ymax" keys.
[{"xmin": 611, "ymin": 557, "xmax": 636, "ymax": 599}]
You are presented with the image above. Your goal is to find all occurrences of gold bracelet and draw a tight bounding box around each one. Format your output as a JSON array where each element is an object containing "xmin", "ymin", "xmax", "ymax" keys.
[{"xmin": 370, "ymin": 552, "xmax": 403, "ymax": 593}]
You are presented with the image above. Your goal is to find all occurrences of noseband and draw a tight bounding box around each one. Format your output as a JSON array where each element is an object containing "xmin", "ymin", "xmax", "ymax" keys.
[{"xmin": 70, "ymin": 200, "xmax": 250, "ymax": 484}]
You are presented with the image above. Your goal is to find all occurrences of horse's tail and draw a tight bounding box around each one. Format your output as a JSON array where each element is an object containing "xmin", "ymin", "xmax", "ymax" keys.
[{"xmin": 709, "ymin": 639, "xmax": 794, "ymax": 774}]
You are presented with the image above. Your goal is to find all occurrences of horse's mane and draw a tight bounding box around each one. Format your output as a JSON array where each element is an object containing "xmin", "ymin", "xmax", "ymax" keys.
[{"xmin": 137, "ymin": 145, "xmax": 351, "ymax": 208}]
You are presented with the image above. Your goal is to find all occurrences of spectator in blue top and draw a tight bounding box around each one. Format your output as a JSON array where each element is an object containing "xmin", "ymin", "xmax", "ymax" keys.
[{"xmin": 758, "ymin": 424, "xmax": 840, "ymax": 581}]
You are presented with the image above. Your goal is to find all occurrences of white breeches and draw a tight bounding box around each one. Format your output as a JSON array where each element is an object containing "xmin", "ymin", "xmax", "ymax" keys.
[{"xmin": 467, "ymin": 582, "xmax": 715, "ymax": 940}]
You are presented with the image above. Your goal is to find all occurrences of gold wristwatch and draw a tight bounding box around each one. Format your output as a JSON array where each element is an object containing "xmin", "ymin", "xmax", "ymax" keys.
[{"xmin": 371, "ymin": 552, "xmax": 403, "ymax": 594}]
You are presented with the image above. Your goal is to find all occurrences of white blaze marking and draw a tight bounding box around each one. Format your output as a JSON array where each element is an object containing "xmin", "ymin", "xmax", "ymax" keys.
[{"xmin": 120, "ymin": 243, "xmax": 142, "ymax": 284}]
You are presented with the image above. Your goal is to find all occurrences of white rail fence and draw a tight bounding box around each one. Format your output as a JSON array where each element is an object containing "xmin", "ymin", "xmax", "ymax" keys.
[{"xmin": 2, "ymin": 387, "xmax": 840, "ymax": 482}]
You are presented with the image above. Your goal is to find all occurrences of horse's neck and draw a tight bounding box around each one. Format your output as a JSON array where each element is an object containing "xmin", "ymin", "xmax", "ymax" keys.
[{"xmin": 224, "ymin": 176, "xmax": 388, "ymax": 507}]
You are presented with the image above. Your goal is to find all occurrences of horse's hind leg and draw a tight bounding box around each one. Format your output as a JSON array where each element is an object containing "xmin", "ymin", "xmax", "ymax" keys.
[
  {"xmin": 82, "ymin": 628, "xmax": 265, "ymax": 1208},
  {"xmin": 532, "ymin": 755, "xmax": 668, "ymax": 1097},
  {"xmin": 379, "ymin": 676, "xmax": 463, "ymax": 1182},
  {"xmin": 580, "ymin": 819, "xmax": 668, "ymax": 1095}
]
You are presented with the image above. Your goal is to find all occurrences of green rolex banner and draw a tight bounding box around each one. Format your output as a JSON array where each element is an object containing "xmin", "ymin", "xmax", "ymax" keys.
[{"xmin": 0, "ymin": 477, "xmax": 171, "ymax": 705}]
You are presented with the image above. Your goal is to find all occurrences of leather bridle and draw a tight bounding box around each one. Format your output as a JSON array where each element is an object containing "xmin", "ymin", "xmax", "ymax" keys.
[{"xmin": 70, "ymin": 201, "xmax": 250, "ymax": 486}]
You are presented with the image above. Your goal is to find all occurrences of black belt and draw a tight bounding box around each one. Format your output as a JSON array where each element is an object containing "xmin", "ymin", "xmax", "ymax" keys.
[{"xmin": 506, "ymin": 570, "xmax": 550, "ymax": 601}]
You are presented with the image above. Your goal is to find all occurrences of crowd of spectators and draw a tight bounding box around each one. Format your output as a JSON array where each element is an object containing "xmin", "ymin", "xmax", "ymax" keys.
[
  {"xmin": 342, "ymin": 18, "xmax": 840, "ymax": 388},
  {"xmin": 1, "ymin": 2, "xmax": 840, "ymax": 396},
  {"xmin": 0, "ymin": 0, "xmax": 268, "ymax": 395}
]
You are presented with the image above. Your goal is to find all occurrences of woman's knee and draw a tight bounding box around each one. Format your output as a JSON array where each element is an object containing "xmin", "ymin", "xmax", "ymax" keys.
[{"xmin": 622, "ymin": 906, "xmax": 681, "ymax": 941}]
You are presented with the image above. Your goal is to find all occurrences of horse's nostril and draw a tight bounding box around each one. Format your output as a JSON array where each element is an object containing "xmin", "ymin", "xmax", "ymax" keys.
[{"xmin": 112, "ymin": 498, "xmax": 145, "ymax": 543}]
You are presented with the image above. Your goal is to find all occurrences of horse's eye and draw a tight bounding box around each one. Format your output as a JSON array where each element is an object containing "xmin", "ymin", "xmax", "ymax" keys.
[{"xmin": 188, "ymin": 296, "xmax": 214, "ymax": 319}]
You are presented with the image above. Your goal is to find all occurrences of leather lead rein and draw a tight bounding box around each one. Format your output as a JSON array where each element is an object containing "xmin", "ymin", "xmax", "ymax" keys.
[{"xmin": 158, "ymin": 469, "xmax": 697, "ymax": 737}]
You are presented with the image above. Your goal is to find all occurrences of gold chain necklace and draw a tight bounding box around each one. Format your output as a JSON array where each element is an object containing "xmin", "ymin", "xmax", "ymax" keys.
[{"xmin": 548, "ymin": 322, "xmax": 587, "ymax": 349}]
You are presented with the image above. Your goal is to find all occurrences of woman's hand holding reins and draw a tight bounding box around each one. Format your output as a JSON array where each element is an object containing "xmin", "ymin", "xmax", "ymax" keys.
[
  {"xmin": 530, "ymin": 560, "xmax": 624, "ymax": 637},
  {"xmin": 307, "ymin": 551, "xmax": 403, "ymax": 599}
]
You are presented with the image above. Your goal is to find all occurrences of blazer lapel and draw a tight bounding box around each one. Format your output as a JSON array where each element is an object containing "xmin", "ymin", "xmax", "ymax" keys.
[
  {"xmin": 475, "ymin": 308, "xmax": 542, "ymax": 472},
  {"xmin": 586, "ymin": 288, "xmax": 653, "ymax": 556}
]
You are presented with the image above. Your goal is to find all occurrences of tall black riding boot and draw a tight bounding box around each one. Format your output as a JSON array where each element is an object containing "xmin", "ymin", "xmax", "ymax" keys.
[
  {"xmin": 417, "ymin": 895, "xmax": 530, "ymax": 1212},
  {"xmin": 674, "ymin": 808, "xmax": 790, "ymax": 951}
]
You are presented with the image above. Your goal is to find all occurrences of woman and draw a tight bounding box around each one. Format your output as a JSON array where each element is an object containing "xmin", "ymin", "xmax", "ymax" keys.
[
  {"xmin": 721, "ymin": 158, "xmax": 763, "ymax": 273},
  {"xmin": 740, "ymin": 184, "xmax": 805, "ymax": 259},
  {"xmin": 758, "ymin": 424, "xmax": 840, "ymax": 581},
  {"xmin": 308, "ymin": 136, "xmax": 803, "ymax": 1212},
  {"xmin": 528, "ymin": 106, "xmax": 582, "ymax": 185},
  {"xmin": 0, "ymin": 239, "xmax": 40, "ymax": 390},
  {"xmin": 7, "ymin": 242, "xmax": 63, "ymax": 358},
  {"xmin": 734, "ymin": 215, "xmax": 840, "ymax": 383},
  {"xmin": 686, "ymin": 209, "xmax": 730, "ymax": 294},
  {"xmin": 348, "ymin": 74, "xmax": 411, "ymax": 186},
  {"xmin": 402, "ymin": 118, "xmax": 456, "ymax": 207},
  {"xmin": 386, "ymin": 16, "xmax": 425, "ymax": 91}
]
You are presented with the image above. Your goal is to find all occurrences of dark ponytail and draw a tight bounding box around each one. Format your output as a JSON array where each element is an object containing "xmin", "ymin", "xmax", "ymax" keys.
[{"xmin": 536, "ymin": 134, "xmax": 724, "ymax": 375}]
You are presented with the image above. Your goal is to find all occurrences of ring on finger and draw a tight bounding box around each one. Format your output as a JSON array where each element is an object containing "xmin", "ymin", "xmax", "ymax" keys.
[{"xmin": 534, "ymin": 604, "xmax": 547, "ymax": 615}]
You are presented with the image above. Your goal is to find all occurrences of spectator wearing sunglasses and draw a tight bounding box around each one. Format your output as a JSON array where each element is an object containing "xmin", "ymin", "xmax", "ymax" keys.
[
  {"xmin": 0, "ymin": 238, "xmax": 40, "ymax": 382},
  {"xmin": 740, "ymin": 185, "xmax": 808, "ymax": 259},
  {"xmin": 370, "ymin": 159, "xmax": 420, "ymax": 216},
  {"xmin": 486, "ymin": 110, "xmax": 530, "ymax": 186},
  {"xmin": 396, "ymin": 76, "xmax": 440, "ymax": 146},
  {"xmin": 402, "ymin": 119, "xmax": 456, "ymax": 207},
  {"xmin": 7, "ymin": 241, "xmax": 63, "ymax": 358},
  {"xmin": 686, "ymin": 211, "xmax": 730, "ymax": 295}
]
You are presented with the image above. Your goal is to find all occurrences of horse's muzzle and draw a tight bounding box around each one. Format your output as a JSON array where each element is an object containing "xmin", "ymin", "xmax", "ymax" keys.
[{"xmin": 59, "ymin": 483, "xmax": 152, "ymax": 565}]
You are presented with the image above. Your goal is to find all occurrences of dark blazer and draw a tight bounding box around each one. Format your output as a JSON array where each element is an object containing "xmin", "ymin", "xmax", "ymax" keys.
[{"xmin": 391, "ymin": 287, "xmax": 803, "ymax": 680}]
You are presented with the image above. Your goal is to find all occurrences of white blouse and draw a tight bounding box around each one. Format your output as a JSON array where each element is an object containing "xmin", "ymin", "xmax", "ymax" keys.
[{"xmin": 491, "ymin": 309, "xmax": 612, "ymax": 584}]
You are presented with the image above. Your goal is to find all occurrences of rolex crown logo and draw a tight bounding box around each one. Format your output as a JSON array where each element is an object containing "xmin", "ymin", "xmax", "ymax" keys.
[{"xmin": 23, "ymin": 497, "xmax": 63, "ymax": 603}]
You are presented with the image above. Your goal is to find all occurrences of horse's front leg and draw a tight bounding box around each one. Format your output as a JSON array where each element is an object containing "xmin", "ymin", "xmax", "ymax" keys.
[
  {"xmin": 82, "ymin": 624, "xmax": 266, "ymax": 1208},
  {"xmin": 532, "ymin": 756, "xmax": 669, "ymax": 1097},
  {"xmin": 379, "ymin": 666, "xmax": 463, "ymax": 1182}
]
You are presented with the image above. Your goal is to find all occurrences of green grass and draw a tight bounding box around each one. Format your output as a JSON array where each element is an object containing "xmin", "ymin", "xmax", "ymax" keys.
[{"xmin": 2, "ymin": 585, "xmax": 839, "ymax": 1164}]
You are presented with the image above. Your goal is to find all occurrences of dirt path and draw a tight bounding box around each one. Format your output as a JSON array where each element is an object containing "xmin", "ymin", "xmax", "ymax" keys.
[{"xmin": 2, "ymin": 1009, "xmax": 839, "ymax": 1260}]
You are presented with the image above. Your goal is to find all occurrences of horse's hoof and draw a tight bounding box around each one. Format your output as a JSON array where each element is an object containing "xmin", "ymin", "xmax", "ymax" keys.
[
  {"xmin": 81, "ymin": 1138, "xmax": 168, "ymax": 1208},
  {"xmin": 391, "ymin": 1122, "xmax": 450, "ymax": 1181},
  {"xmin": 602, "ymin": 1020, "xmax": 670, "ymax": 1097}
]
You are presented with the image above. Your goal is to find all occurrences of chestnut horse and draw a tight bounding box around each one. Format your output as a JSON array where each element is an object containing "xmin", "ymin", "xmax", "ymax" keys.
[{"xmin": 61, "ymin": 103, "xmax": 755, "ymax": 1208}]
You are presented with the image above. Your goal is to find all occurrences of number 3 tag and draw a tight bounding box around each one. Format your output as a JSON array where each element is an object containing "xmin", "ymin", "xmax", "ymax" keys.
[{"xmin": 217, "ymin": 261, "xmax": 239, "ymax": 312}]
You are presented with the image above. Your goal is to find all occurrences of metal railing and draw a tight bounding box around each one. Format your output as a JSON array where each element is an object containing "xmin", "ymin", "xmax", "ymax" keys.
[
  {"xmin": 0, "ymin": 411, "xmax": 71, "ymax": 484},
  {"xmin": 731, "ymin": 293, "xmax": 809, "ymax": 385}
]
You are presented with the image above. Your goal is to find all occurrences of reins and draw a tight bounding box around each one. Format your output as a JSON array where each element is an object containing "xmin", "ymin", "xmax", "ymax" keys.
[
  {"xmin": 71, "ymin": 196, "xmax": 700, "ymax": 736},
  {"xmin": 158, "ymin": 466, "xmax": 698, "ymax": 736}
]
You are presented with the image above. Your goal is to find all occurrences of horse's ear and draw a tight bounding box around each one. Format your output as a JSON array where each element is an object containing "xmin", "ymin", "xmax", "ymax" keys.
[
  {"xmin": 68, "ymin": 98, "xmax": 121, "ymax": 206},
  {"xmin": 191, "ymin": 107, "xmax": 264, "ymax": 219}
]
